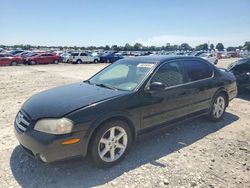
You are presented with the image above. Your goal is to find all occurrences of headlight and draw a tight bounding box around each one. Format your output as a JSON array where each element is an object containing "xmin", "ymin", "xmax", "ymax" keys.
[{"xmin": 34, "ymin": 118, "xmax": 73, "ymax": 135}]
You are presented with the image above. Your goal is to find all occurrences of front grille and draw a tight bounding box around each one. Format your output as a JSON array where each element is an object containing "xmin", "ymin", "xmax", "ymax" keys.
[{"xmin": 15, "ymin": 111, "xmax": 31, "ymax": 132}]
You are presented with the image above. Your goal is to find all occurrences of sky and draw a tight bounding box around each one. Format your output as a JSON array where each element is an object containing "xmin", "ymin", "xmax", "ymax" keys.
[{"xmin": 0, "ymin": 0, "xmax": 249, "ymax": 47}]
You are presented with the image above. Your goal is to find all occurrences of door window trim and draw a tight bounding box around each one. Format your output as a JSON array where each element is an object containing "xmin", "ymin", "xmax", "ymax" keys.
[{"xmin": 145, "ymin": 59, "xmax": 215, "ymax": 91}]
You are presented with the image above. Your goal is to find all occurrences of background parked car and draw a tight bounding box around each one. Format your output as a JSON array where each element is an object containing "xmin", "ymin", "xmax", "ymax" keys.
[
  {"xmin": 9, "ymin": 49, "xmax": 24, "ymax": 55},
  {"xmin": 99, "ymin": 53, "xmax": 123, "ymax": 63},
  {"xmin": 199, "ymin": 53, "xmax": 218, "ymax": 64},
  {"xmin": 0, "ymin": 53, "xmax": 23, "ymax": 66},
  {"xmin": 26, "ymin": 53, "xmax": 62, "ymax": 65},
  {"xmin": 227, "ymin": 58, "xmax": 250, "ymax": 91},
  {"xmin": 68, "ymin": 52, "xmax": 100, "ymax": 64},
  {"xmin": 60, "ymin": 52, "xmax": 72, "ymax": 63}
]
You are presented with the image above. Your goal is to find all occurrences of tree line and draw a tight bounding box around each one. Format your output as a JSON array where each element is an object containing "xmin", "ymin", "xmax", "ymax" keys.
[{"xmin": 1, "ymin": 41, "xmax": 249, "ymax": 51}]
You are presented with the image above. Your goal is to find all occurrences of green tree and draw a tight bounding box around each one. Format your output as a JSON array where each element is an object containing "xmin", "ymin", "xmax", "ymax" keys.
[
  {"xmin": 124, "ymin": 43, "xmax": 132, "ymax": 51},
  {"xmin": 210, "ymin": 44, "xmax": 214, "ymax": 50},
  {"xmin": 104, "ymin": 45, "xmax": 110, "ymax": 50},
  {"xmin": 133, "ymin": 43, "xmax": 143, "ymax": 51},
  {"xmin": 216, "ymin": 43, "xmax": 224, "ymax": 51},
  {"xmin": 180, "ymin": 43, "xmax": 192, "ymax": 51},
  {"xmin": 243, "ymin": 41, "xmax": 250, "ymax": 50},
  {"xmin": 196, "ymin": 43, "xmax": 208, "ymax": 51},
  {"xmin": 111, "ymin": 45, "xmax": 118, "ymax": 51}
]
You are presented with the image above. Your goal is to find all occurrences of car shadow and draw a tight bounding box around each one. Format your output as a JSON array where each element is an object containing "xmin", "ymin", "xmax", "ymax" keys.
[{"xmin": 10, "ymin": 112, "xmax": 239, "ymax": 188}]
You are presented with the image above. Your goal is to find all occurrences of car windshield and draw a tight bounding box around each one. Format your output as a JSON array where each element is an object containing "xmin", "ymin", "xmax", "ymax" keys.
[{"xmin": 88, "ymin": 59, "xmax": 155, "ymax": 91}]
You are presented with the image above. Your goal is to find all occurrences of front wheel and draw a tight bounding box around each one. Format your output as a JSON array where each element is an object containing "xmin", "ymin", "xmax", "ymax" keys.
[
  {"xmin": 10, "ymin": 61, "xmax": 18, "ymax": 66},
  {"xmin": 90, "ymin": 120, "xmax": 132, "ymax": 167},
  {"xmin": 209, "ymin": 93, "xmax": 227, "ymax": 121},
  {"xmin": 76, "ymin": 59, "xmax": 82, "ymax": 64},
  {"xmin": 94, "ymin": 59, "xmax": 99, "ymax": 63}
]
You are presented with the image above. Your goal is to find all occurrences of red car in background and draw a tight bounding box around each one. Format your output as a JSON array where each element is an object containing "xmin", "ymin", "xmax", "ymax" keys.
[
  {"xmin": 0, "ymin": 54, "xmax": 23, "ymax": 66},
  {"xmin": 26, "ymin": 53, "xmax": 62, "ymax": 65}
]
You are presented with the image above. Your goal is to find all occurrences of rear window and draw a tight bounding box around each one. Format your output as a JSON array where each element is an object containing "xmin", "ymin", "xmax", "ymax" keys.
[{"xmin": 184, "ymin": 60, "xmax": 213, "ymax": 81}]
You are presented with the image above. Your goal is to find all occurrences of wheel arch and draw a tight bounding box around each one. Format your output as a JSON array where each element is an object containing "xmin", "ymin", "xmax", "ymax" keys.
[
  {"xmin": 86, "ymin": 115, "xmax": 136, "ymax": 155},
  {"xmin": 213, "ymin": 88, "xmax": 229, "ymax": 107}
]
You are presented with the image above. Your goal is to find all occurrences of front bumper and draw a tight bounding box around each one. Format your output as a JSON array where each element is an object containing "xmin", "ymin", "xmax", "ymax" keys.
[{"xmin": 14, "ymin": 122, "xmax": 87, "ymax": 163}]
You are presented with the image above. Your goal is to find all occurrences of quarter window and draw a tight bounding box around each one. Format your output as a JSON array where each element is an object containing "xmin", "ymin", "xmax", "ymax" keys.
[
  {"xmin": 184, "ymin": 60, "xmax": 213, "ymax": 81},
  {"xmin": 151, "ymin": 61, "xmax": 185, "ymax": 87}
]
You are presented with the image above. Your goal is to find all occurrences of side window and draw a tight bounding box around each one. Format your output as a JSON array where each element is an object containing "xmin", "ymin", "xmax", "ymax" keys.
[
  {"xmin": 71, "ymin": 53, "xmax": 79, "ymax": 56},
  {"xmin": 80, "ymin": 53, "xmax": 87, "ymax": 56},
  {"xmin": 184, "ymin": 60, "xmax": 213, "ymax": 81},
  {"xmin": 151, "ymin": 61, "xmax": 185, "ymax": 87}
]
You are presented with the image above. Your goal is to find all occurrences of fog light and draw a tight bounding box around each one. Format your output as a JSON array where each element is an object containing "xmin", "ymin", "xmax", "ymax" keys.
[{"xmin": 40, "ymin": 154, "xmax": 47, "ymax": 162}]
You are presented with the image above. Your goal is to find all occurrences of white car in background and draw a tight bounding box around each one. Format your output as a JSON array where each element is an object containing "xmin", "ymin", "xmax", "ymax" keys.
[
  {"xmin": 199, "ymin": 53, "xmax": 218, "ymax": 64},
  {"xmin": 69, "ymin": 52, "xmax": 100, "ymax": 64}
]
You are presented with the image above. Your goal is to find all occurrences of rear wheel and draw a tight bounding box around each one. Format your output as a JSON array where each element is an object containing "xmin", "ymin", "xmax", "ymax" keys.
[
  {"xmin": 209, "ymin": 93, "xmax": 227, "ymax": 121},
  {"xmin": 106, "ymin": 59, "xmax": 111, "ymax": 63},
  {"xmin": 10, "ymin": 61, "xmax": 18, "ymax": 66},
  {"xmin": 54, "ymin": 60, "xmax": 59, "ymax": 64},
  {"xmin": 94, "ymin": 59, "xmax": 99, "ymax": 63},
  {"xmin": 76, "ymin": 59, "xmax": 82, "ymax": 64},
  {"xmin": 90, "ymin": 120, "xmax": 132, "ymax": 167}
]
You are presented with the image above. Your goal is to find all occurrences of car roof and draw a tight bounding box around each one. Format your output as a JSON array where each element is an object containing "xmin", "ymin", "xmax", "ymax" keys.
[{"xmin": 126, "ymin": 55, "xmax": 204, "ymax": 64}]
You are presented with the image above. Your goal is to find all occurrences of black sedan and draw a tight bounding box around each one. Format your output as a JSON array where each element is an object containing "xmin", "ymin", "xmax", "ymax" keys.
[
  {"xmin": 14, "ymin": 56, "xmax": 237, "ymax": 167},
  {"xmin": 227, "ymin": 57, "xmax": 250, "ymax": 91}
]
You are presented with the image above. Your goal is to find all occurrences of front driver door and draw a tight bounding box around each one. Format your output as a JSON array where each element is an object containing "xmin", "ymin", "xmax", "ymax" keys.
[{"xmin": 140, "ymin": 60, "xmax": 191, "ymax": 130}]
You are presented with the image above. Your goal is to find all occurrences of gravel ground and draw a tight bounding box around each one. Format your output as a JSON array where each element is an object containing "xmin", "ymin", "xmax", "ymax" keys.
[{"xmin": 0, "ymin": 59, "xmax": 249, "ymax": 188}]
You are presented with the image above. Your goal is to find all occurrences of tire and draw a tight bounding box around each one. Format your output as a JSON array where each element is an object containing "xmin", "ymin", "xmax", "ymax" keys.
[
  {"xmin": 214, "ymin": 59, "xmax": 218, "ymax": 65},
  {"xmin": 76, "ymin": 59, "xmax": 82, "ymax": 64},
  {"xmin": 10, "ymin": 61, "xmax": 18, "ymax": 66},
  {"xmin": 29, "ymin": 61, "xmax": 37, "ymax": 65},
  {"xmin": 94, "ymin": 59, "xmax": 99, "ymax": 63},
  {"xmin": 209, "ymin": 93, "xmax": 227, "ymax": 121},
  {"xmin": 90, "ymin": 120, "xmax": 132, "ymax": 168},
  {"xmin": 54, "ymin": 60, "xmax": 59, "ymax": 64},
  {"xmin": 106, "ymin": 59, "xmax": 111, "ymax": 63}
]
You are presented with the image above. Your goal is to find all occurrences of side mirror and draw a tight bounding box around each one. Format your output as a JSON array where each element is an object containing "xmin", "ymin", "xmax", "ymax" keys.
[{"xmin": 149, "ymin": 82, "xmax": 165, "ymax": 91}]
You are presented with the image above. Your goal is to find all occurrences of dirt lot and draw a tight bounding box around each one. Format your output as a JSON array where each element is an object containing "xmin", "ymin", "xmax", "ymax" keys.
[{"xmin": 0, "ymin": 58, "xmax": 249, "ymax": 188}]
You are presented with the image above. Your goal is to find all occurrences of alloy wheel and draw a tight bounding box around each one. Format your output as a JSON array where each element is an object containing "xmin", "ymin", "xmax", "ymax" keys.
[
  {"xmin": 213, "ymin": 96, "xmax": 225, "ymax": 118},
  {"xmin": 98, "ymin": 126, "xmax": 128, "ymax": 162}
]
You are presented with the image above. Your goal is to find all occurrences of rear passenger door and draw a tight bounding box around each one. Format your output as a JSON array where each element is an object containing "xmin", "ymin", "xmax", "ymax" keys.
[
  {"xmin": 182, "ymin": 59, "xmax": 215, "ymax": 114},
  {"xmin": 80, "ymin": 53, "xmax": 88, "ymax": 62},
  {"xmin": 46, "ymin": 54, "xmax": 54, "ymax": 63}
]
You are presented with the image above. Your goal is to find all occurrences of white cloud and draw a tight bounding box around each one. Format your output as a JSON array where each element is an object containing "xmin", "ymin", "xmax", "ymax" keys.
[{"xmin": 135, "ymin": 34, "xmax": 250, "ymax": 47}]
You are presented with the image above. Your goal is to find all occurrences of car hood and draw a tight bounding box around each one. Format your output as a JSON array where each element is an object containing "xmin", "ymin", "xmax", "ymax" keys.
[{"xmin": 22, "ymin": 82, "xmax": 127, "ymax": 120}]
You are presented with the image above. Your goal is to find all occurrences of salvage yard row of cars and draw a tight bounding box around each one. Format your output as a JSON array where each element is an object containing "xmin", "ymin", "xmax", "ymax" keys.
[
  {"xmin": 1, "ymin": 48, "xmax": 249, "ymax": 66},
  {"xmin": 1, "ymin": 49, "xmax": 250, "ymax": 91},
  {"xmin": 0, "ymin": 50, "xmax": 125, "ymax": 66}
]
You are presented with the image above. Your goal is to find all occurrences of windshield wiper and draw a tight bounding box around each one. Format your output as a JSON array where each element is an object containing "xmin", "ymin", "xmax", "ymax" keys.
[
  {"xmin": 94, "ymin": 83, "xmax": 118, "ymax": 90},
  {"xmin": 83, "ymin": 80, "xmax": 94, "ymax": 85}
]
